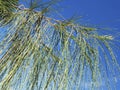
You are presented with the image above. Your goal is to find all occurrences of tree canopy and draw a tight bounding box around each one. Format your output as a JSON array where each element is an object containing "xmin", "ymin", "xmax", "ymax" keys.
[{"xmin": 0, "ymin": 0, "xmax": 120, "ymax": 90}]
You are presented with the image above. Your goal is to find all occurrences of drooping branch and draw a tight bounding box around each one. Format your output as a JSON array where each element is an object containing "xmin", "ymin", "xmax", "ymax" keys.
[{"xmin": 0, "ymin": 1, "xmax": 120, "ymax": 90}]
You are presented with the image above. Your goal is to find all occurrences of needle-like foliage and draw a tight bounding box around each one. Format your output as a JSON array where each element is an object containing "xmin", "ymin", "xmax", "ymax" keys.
[{"xmin": 0, "ymin": 0, "xmax": 120, "ymax": 90}]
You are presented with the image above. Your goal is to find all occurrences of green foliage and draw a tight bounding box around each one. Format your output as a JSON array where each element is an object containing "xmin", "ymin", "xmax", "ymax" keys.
[
  {"xmin": 0, "ymin": 0, "xmax": 120, "ymax": 90},
  {"xmin": 0, "ymin": 0, "xmax": 18, "ymax": 25}
]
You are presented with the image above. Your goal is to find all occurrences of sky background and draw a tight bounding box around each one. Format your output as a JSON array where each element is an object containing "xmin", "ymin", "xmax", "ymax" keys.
[
  {"xmin": 58, "ymin": 0, "xmax": 120, "ymax": 89},
  {"xmin": 59, "ymin": 0, "xmax": 120, "ymax": 28}
]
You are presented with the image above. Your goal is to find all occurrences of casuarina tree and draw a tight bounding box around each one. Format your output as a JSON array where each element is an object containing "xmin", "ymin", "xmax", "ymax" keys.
[{"xmin": 0, "ymin": 0, "xmax": 120, "ymax": 90}]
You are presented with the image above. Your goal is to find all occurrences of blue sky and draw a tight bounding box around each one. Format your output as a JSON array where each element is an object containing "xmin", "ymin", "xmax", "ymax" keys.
[{"xmin": 59, "ymin": 0, "xmax": 120, "ymax": 27}]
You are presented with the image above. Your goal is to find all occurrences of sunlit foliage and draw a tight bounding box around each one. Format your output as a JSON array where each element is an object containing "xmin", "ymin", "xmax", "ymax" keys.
[{"xmin": 0, "ymin": 0, "xmax": 120, "ymax": 90}]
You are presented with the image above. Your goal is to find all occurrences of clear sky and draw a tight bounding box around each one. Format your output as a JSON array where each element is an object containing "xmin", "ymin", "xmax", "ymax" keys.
[
  {"xmin": 59, "ymin": 0, "xmax": 120, "ymax": 27},
  {"xmin": 58, "ymin": 0, "xmax": 120, "ymax": 89}
]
